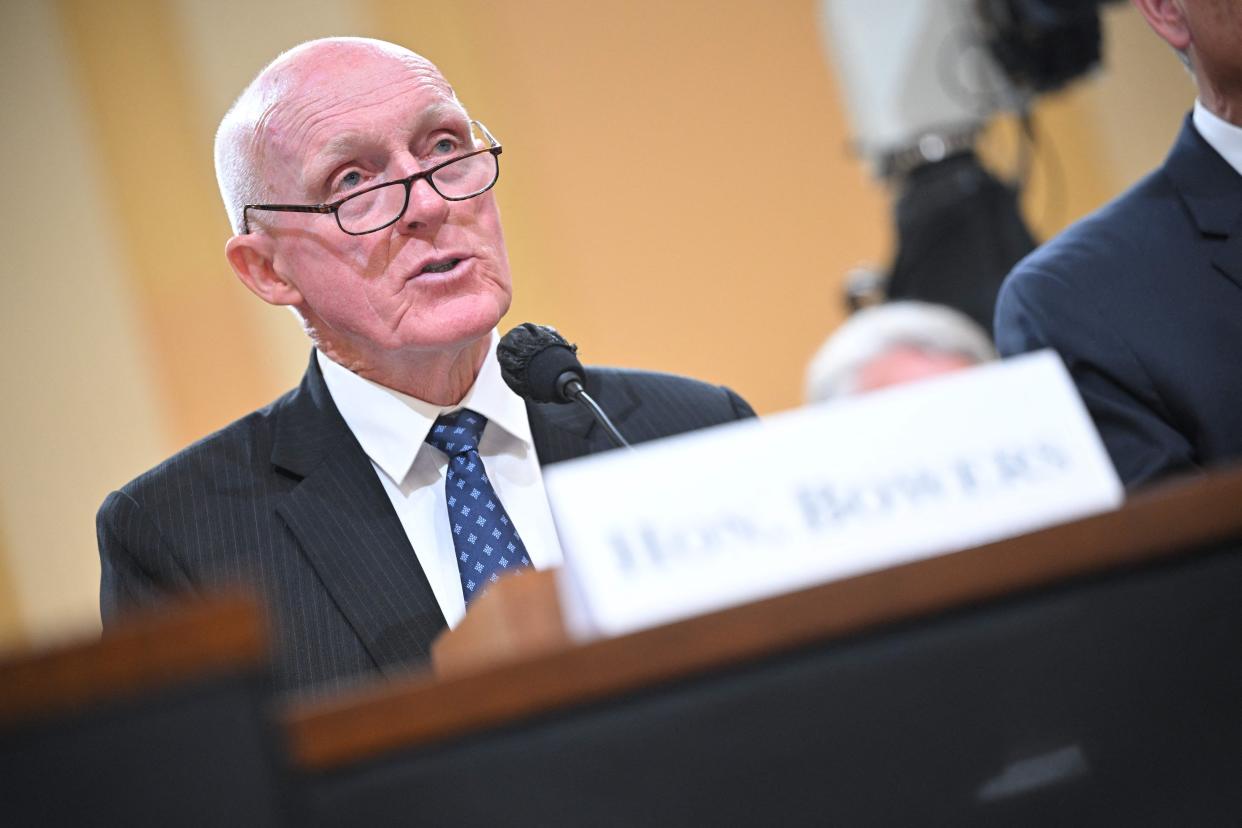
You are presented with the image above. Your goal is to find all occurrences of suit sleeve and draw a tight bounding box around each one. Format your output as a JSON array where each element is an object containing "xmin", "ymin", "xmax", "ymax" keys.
[
  {"xmin": 97, "ymin": 489, "xmax": 195, "ymax": 625},
  {"xmin": 994, "ymin": 265, "xmax": 1196, "ymax": 488}
]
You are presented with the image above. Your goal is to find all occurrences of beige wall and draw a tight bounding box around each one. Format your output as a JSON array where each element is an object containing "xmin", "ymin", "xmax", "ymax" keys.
[
  {"xmin": 2, "ymin": 0, "xmax": 169, "ymax": 647},
  {"xmin": 0, "ymin": 1, "xmax": 1194, "ymax": 649}
]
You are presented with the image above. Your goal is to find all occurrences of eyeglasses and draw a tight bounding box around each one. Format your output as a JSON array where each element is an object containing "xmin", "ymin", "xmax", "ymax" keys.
[{"xmin": 241, "ymin": 120, "xmax": 502, "ymax": 236}]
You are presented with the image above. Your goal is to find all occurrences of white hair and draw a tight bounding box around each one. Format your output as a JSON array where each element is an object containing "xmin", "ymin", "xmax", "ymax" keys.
[
  {"xmin": 213, "ymin": 37, "xmax": 441, "ymax": 235},
  {"xmin": 214, "ymin": 48, "xmax": 293, "ymax": 235},
  {"xmin": 805, "ymin": 301, "xmax": 996, "ymax": 402},
  {"xmin": 215, "ymin": 95, "xmax": 268, "ymax": 235}
]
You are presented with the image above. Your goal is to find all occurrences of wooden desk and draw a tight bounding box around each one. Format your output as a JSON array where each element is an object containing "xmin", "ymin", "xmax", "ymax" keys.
[
  {"xmin": 284, "ymin": 468, "xmax": 1242, "ymax": 826},
  {"xmin": 0, "ymin": 597, "xmax": 290, "ymax": 827}
]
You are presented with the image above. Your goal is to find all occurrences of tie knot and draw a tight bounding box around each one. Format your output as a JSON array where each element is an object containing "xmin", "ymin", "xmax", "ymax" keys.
[{"xmin": 426, "ymin": 408, "xmax": 487, "ymax": 456}]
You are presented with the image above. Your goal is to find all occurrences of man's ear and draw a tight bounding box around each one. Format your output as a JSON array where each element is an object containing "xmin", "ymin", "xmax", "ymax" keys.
[
  {"xmin": 225, "ymin": 233, "xmax": 303, "ymax": 307},
  {"xmin": 1132, "ymin": 0, "xmax": 1192, "ymax": 51}
]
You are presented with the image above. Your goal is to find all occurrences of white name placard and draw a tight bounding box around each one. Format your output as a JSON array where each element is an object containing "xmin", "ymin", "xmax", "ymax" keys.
[{"xmin": 544, "ymin": 350, "xmax": 1124, "ymax": 639}]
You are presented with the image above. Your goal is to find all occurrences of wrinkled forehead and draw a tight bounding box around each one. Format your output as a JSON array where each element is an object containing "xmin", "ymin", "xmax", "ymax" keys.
[{"xmin": 252, "ymin": 44, "xmax": 462, "ymax": 184}]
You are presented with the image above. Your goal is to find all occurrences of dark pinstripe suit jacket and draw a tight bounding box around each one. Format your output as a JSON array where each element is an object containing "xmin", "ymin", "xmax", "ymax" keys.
[{"xmin": 97, "ymin": 353, "xmax": 754, "ymax": 696}]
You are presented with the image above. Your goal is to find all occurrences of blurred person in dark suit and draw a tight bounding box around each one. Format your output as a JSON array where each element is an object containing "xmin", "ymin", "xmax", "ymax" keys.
[
  {"xmin": 805, "ymin": 301, "xmax": 995, "ymax": 402},
  {"xmin": 995, "ymin": 0, "xmax": 1242, "ymax": 488},
  {"xmin": 96, "ymin": 37, "xmax": 753, "ymax": 696}
]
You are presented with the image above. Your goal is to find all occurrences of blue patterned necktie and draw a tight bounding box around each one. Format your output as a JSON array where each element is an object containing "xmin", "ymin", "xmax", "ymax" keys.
[{"xmin": 425, "ymin": 408, "xmax": 531, "ymax": 605}]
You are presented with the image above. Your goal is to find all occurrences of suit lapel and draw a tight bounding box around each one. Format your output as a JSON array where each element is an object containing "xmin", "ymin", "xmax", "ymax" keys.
[
  {"xmin": 266, "ymin": 356, "xmax": 647, "ymax": 672},
  {"xmin": 1212, "ymin": 220, "xmax": 1242, "ymax": 291},
  {"xmin": 527, "ymin": 369, "xmax": 642, "ymax": 465},
  {"xmin": 1164, "ymin": 115, "xmax": 1242, "ymax": 290},
  {"xmin": 271, "ymin": 354, "xmax": 445, "ymax": 675},
  {"xmin": 527, "ymin": 398, "xmax": 597, "ymax": 464}
]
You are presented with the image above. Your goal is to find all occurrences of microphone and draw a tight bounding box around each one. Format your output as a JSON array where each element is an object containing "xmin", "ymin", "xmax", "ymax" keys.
[{"xmin": 498, "ymin": 323, "xmax": 631, "ymax": 449}]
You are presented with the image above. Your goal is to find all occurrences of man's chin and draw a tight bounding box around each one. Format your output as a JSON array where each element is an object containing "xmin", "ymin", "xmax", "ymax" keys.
[{"xmin": 395, "ymin": 310, "xmax": 504, "ymax": 356}]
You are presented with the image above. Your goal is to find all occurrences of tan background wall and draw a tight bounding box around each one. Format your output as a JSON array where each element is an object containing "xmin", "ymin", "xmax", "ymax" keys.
[{"xmin": 0, "ymin": 1, "xmax": 1194, "ymax": 649}]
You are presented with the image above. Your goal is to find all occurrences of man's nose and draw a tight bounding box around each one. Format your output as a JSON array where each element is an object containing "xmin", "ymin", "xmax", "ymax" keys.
[{"xmin": 397, "ymin": 174, "xmax": 450, "ymax": 235}]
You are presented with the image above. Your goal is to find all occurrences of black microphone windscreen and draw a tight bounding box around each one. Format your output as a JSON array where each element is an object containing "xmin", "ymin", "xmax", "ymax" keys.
[{"xmin": 497, "ymin": 323, "xmax": 585, "ymax": 403}]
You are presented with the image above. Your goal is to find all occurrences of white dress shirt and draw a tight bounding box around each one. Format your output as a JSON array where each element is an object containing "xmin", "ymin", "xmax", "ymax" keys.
[
  {"xmin": 1193, "ymin": 99, "xmax": 1242, "ymax": 178},
  {"xmin": 316, "ymin": 331, "xmax": 565, "ymax": 629}
]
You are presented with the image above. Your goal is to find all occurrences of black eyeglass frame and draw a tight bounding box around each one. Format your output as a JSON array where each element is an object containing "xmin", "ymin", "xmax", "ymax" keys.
[{"xmin": 240, "ymin": 120, "xmax": 502, "ymax": 236}]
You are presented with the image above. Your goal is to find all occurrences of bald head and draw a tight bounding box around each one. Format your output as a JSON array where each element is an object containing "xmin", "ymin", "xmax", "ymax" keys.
[{"xmin": 214, "ymin": 37, "xmax": 455, "ymax": 234}]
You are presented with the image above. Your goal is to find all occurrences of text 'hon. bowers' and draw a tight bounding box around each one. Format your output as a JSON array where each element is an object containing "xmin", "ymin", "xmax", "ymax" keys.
[{"xmin": 604, "ymin": 438, "xmax": 1073, "ymax": 578}]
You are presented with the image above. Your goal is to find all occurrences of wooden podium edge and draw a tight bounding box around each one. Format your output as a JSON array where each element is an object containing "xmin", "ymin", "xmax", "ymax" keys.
[
  {"xmin": 0, "ymin": 593, "xmax": 266, "ymax": 727},
  {"xmin": 285, "ymin": 467, "xmax": 1242, "ymax": 771}
]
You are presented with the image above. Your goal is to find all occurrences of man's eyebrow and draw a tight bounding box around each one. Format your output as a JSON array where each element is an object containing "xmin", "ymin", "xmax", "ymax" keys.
[
  {"xmin": 304, "ymin": 132, "xmax": 370, "ymax": 189},
  {"xmin": 413, "ymin": 101, "xmax": 471, "ymax": 133}
]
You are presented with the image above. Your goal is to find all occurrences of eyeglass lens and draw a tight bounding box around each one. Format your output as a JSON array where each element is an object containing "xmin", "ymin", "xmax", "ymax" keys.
[{"xmin": 336, "ymin": 152, "xmax": 498, "ymax": 234}]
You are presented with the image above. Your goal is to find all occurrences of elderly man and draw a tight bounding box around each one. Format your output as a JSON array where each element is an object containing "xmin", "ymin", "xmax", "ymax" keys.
[
  {"xmin": 97, "ymin": 37, "xmax": 753, "ymax": 696},
  {"xmin": 995, "ymin": 0, "xmax": 1242, "ymax": 488}
]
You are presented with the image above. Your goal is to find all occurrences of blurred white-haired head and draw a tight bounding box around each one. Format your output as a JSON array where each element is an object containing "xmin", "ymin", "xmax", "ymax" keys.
[{"xmin": 805, "ymin": 301, "xmax": 996, "ymax": 403}]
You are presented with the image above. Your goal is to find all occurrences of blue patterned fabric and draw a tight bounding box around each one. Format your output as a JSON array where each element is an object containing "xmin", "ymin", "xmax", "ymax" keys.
[{"xmin": 425, "ymin": 408, "xmax": 531, "ymax": 604}]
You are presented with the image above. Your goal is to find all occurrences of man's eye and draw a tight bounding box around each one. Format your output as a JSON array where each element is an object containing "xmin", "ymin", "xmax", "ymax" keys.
[
  {"xmin": 433, "ymin": 138, "xmax": 457, "ymax": 155},
  {"xmin": 337, "ymin": 170, "xmax": 363, "ymax": 191}
]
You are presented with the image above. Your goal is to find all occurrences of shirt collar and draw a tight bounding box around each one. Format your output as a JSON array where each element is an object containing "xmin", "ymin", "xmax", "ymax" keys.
[
  {"xmin": 1194, "ymin": 99, "xmax": 1242, "ymax": 178},
  {"xmin": 316, "ymin": 330, "xmax": 533, "ymax": 485}
]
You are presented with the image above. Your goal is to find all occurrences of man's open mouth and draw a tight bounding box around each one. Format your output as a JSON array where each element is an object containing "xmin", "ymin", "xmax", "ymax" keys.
[{"xmin": 420, "ymin": 258, "xmax": 462, "ymax": 274}]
